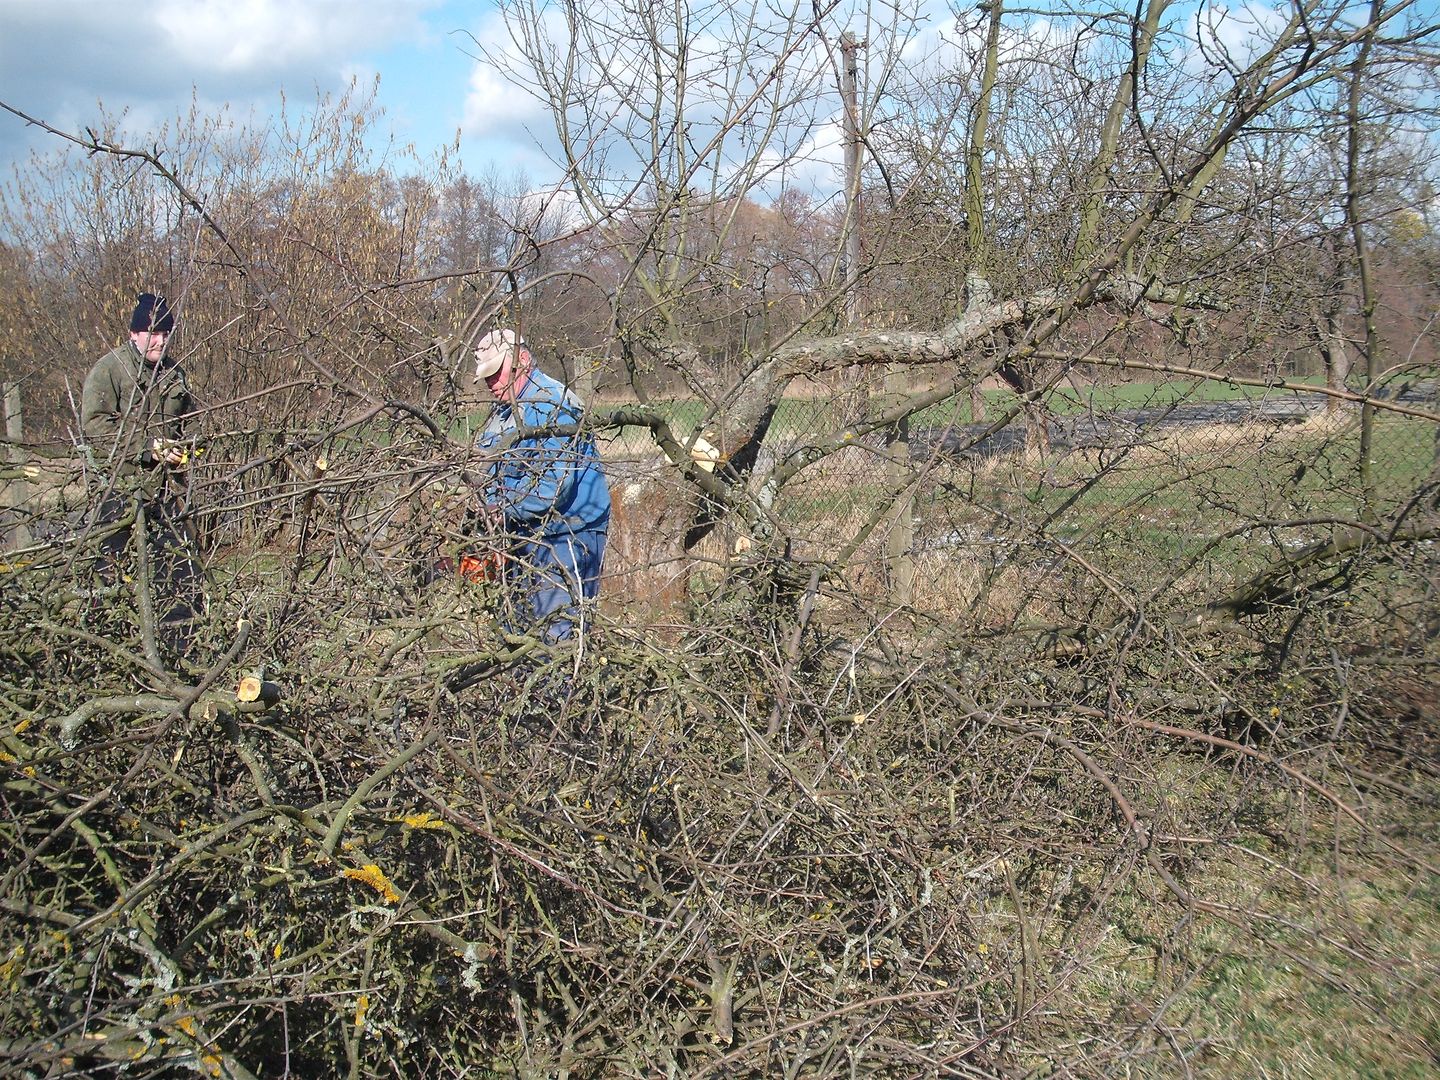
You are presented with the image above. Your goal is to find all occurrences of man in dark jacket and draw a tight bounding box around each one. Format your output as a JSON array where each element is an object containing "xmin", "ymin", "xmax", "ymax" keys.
[
  {"xmin": 80, "ymin": 293, "xmax": 201, "ymax": 653},
  {"xmin": 82, "ymin": 292, "xmax": 192, "ymax": 472}
]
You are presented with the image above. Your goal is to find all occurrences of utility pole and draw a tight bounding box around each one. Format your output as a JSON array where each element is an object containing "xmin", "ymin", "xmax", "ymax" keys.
[
  {"xmin": 841, "ymin": 32, "xmax": 862, "ymax": 325},
  {"xmin": 840, "ymin": 32, "xmax": 914, "ymax": 605}
]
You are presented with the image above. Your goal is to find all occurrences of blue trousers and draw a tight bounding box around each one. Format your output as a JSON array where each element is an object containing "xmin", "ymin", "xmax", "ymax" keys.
[{"xmin": 509, "ymin": 527, "xmax": 606, "ymax": 641}]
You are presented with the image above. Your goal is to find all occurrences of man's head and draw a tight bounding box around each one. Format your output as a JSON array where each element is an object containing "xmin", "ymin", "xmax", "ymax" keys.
[
  {"xmin": 129, "ymin": 293, "xmax": 175, "ymax": 364},
  {"xmin": 473, "ymin": 328, "xmax": 532, "ymax": 404}
]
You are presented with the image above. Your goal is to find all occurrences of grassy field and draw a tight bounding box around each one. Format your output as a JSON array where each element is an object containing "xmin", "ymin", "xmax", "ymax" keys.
[
  {"xmin": 731, "ymin": 409, "xmax": 1437, "ymax": 662},
  {"xmin": 776, "ymin": 409, "xmax": 1431, "ymax": 532},
  {"xmin": 1056, "ymin": 745, "xmax": 1440, "ymax": 1079},
  {"xmin": 600, "ymin": 378, "xmax": 1338, "ymax": 443}
]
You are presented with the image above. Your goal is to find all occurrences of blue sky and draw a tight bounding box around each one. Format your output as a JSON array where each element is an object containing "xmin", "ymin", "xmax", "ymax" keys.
[
  {"xmin": 0, "ymin": 0, "xmax": 561, "ymax": 181},
  {"xmin": 1, "ymin": 0, "xmax": 1430, "ymax": 200},
  {"xmin": 0, "ymin": 0, "xmax": 908, "ymax": 208}
]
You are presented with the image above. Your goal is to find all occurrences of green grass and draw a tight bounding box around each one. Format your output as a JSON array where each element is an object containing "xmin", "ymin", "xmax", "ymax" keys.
[
  {"xmin": 1046, "ymin": 376, "xmax": 1328, "ymax": 413},
  {"xmin": 1019, "ymin": 746, "xmax": 1440, "ymax": 1080},
  {"xmin": 905, "ymin": 377, "xmax": 1332, "ymax": 428},
  {"xmin": 884, "ymin": 413, "xmax": 1438, "ymax": 611},
  {"xmin": 946, "ymin": 414, "xmax": 1428, "ymax": 527},
  {"xmin": 468, "ymin": 383, "xmax": 1433, "ymax": 610},
  {"xmin": 1152, "ymin": 852, "xmax": 1440, "ymax": 1078},
  {"xmin": 606, "ymin": 377, "xmax": 1336, "ymax": 444}
]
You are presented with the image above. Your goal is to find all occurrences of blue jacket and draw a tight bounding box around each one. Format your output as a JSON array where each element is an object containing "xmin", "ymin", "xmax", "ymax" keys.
[{"xmin": 475, "ymin": 369, "xmax": 610, "ymax": 538}]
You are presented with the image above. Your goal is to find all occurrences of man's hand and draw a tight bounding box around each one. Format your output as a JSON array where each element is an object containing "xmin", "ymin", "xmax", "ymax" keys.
[
  {"xmin": 473, "ymin": 498, "xmax": 502, "ymax": 530},
  {"xmin": 151, "ymin": 437, "xmax": 193, "ymax": 468}
]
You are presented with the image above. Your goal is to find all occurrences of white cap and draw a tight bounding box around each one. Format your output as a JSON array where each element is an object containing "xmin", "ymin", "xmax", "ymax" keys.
[{"xmin": 473, "ymin": 329, "xmax": 523, "ymax": 380}]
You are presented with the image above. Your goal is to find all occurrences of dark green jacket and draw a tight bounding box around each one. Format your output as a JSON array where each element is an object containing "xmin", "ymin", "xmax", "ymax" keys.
[{"xmin": 80, "ymin": 342, "xmax": 192, "ymax": 476}]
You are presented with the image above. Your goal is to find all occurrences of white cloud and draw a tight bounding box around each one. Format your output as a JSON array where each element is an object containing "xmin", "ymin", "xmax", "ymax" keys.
[
  {"xmin": 456, "ymin": 0, "xmax": 879, "ymax": 207},
  {"xmin": 0, "ymin": 0, "xmax": 441, "ymax": 170},
  {"xmin": 463, "ymin": 52, "xmax": 545, "ymax": 142},
  {"xmin": 154, "ymin": 0, "xmax": 433, "ymax": 75},
  {"xmin": 1190, "ymin": 2, "xmax": 1294, "ymax": 77},
  {"xmin": 744, "ymin": 118, "xmax": 848, "ymax": 203},
  {"xmin": 518, "ymin": 185, "xmax": 586, "ymax": 233}
]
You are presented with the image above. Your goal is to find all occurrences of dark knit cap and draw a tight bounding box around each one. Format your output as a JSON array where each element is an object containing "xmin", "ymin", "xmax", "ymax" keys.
[{"xmin": 130, "ymin": 293, "xmax": 175, "ymax": 333}]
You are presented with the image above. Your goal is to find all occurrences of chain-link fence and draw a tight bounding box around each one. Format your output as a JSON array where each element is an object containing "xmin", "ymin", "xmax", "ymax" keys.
[
  {"xmin": 7, "ymin": 379, "xmax": 1436, "ymax": 628},
  {"xmin": 632, "ymin": 381, "xmax": 1439, "ymax": 622}
]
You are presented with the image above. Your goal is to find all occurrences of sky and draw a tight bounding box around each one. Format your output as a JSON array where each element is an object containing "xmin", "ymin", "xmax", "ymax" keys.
[
  {"xmin": 1, "ymin": 0, "xmax": 1427, "ymax": 202},
  {"xmin": 0, "ymin": 0, "xmax": 564, "ymax": 182},
  {"xmin": 0, "ymin": 0, "xmax": 988, "ymax": 201},
  {"xmin": 0, "ymin": 0, "xmax": 912, "ymax": 201}
]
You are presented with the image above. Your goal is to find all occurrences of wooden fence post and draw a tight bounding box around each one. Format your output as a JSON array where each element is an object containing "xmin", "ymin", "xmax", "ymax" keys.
[
  {"xmin": 883, "ymin": 366, "xmax": 915, "ymax": 607},
  {"xmin": 3, "ymin": 381, "xmax": 33, "ymax": 551}
]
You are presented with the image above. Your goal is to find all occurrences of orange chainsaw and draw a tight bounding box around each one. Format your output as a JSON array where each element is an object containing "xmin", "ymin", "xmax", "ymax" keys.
[{"xmin": 457, "ymin": 551, "xmax": 504, "ymax": 583}]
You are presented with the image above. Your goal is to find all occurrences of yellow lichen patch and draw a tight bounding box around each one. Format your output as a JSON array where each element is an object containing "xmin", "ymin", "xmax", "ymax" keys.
[
  {"xmin": 343, "ymin": 864, "xmax": 400, "ymax": 904},
  {"xmin": 395, "ymin": 810, "xmax": 445, "ymax": 830},
  {"xmin": 354, "ymin": 993, "xmax": 370, "ymax": 1030},
  {"xmin": 175, "ymin": 1016, "xmax": 198, "ymax": 1038},
  {"xmin": 0, "ymin": 945, "xmax": 25, "ymax": 986}
]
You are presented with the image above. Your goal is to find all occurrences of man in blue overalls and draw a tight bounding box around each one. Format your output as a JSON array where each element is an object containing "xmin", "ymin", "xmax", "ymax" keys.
[{"xmin": 470, "ymin": 329, "xmax": 610, "ymax": 641}]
